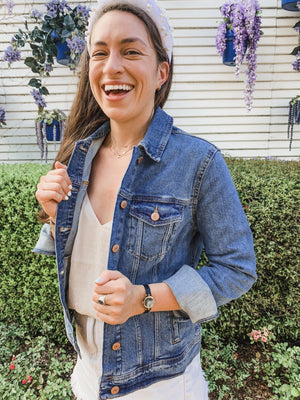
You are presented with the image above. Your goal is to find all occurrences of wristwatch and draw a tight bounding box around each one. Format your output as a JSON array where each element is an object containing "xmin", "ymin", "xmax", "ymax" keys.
[{"xmin": 142, "ymin": 284, "xmax": 154, "ymax": 313}]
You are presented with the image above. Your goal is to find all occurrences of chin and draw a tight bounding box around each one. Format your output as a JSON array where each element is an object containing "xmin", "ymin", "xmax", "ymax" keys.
[{"xmin": 101, "ymin": 107, "xmax": 135, "ymax": 123}]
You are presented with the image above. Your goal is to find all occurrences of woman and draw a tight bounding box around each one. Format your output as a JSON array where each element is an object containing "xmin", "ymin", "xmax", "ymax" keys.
[{"xmin": 34, "ymin": 1, "xmax": 256, "ymax": 399}]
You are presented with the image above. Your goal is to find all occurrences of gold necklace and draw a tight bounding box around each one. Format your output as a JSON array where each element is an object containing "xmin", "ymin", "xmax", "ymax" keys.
[
  {"xmin": 109, "ymin": 134, "xmax": 145, "ymax": 159},
  {"xmin": 110, "ymin": 145, "xmax": 133, "ymax": 159}
]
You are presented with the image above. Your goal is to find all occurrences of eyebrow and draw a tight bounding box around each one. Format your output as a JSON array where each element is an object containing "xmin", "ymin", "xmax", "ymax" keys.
[{"xmin": 92, "ymin": 37, "xmax": 148, "ymax": 47}]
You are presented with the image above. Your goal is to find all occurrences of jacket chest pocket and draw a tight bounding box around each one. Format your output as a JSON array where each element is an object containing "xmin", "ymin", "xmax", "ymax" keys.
[{"xmin": 128, "ymin": 200, "xmax": 183, "ymax": 262}]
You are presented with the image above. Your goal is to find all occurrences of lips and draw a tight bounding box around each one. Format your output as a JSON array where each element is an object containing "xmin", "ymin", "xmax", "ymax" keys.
[{"xmin": 103, "ymin": 84, "xmax": 134, "ymax": 96}]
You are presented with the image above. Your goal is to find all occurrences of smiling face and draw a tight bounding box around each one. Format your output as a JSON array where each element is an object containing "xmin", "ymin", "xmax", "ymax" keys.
[{"xmin": 89, "ymin": 10, "xmax": 169, "ymax": 127}]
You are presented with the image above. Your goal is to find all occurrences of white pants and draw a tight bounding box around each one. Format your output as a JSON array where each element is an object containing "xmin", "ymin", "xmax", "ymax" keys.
[
  {"xmin": 71, "ymin": 314, "xmax": 209, "ymax": 400},
  {"xmin": 119, "ymin": 355, "xmax": 209, "ymax": 400}
]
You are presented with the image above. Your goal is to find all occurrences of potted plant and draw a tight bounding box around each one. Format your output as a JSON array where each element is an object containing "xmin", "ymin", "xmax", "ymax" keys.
[
  {"xmin": 0, "ymin": 107, "xmax": 6, "ymax": 128},
  {"xmin": 34, "ymin": 105, "xmax": 67, "ymax": 161},
  {"xmin": 282, "ymin": 0, "xmax": 300, "ymax": 11},
  {"xmin": 216, "ymin": 0, "xmax": 263, "ymax": 111},
  {"xmin": 287, "ymin": 95, "xmax": 300, "ymax": 150},
  {"xmin": 290, "ymin": 4, "xmax": 300, "ymax": 71},
  {"xmin": 3, "ymin": 0, "xmax": 90, "ymax": 102}
]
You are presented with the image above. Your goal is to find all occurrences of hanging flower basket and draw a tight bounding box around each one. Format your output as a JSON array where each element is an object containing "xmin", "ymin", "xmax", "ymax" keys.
[
  {"xmin": 223, "ymin": 30, "xmax": 248, "ymax": 66},
  {"xmin": 288, "ymin": 96, "xmax": 300, "ymax": 150},
  {"xmin": 42, "ymin": 119, "xmax": 62, "ymax": 141},
  {"xmin": 216, "ymin": 0, "xmax": 263, "ymax": 111},
  {"xmin": 35, "ymin": 109, "xmax": 66, "ymax": 161},
  {"xmin": 282, "ymin": 0, "xmax": 300, "ymax": 11},
  {"xmin": 0, "ymin": 107, "xmax": 6, "ymax": 128}
]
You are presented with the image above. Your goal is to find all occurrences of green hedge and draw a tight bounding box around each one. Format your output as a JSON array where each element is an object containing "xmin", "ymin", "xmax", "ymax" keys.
[
  {"xmin": 0, "ymin": 159, "xmax": 299, "ymax": 344},
  {"xmin": 0, "ymin": 164, "xmax": 64, "ymax": 342},
  {"xmin": 204, "ymin": 158, "xmax": 299, "ymax": 343}
]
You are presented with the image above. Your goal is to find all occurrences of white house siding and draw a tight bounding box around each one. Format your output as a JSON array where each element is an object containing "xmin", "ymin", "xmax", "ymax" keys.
[{"xmin": 0, "ymin": 0, "xmax": 299, "ymax": 162}]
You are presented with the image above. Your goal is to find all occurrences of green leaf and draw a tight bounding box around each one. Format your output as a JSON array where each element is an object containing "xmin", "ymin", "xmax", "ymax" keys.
[
  {"xmin": 28, "ymin": 78, "xmax": 41, "ymax": 88},
  {"xmin": 24, "ymin": 57, "xmax": 39, "ymax": 70},
  {"xmin": 293, "ymin": 21, "xmax": 300, "ymax": 29},
  {"xmin": 39, "ymin": 86, "xmax": 49, "ymax": 96},
  {"xmin": 291, "ymin": 46, "xmax": 300, "ymax": 56},
  {"xmin": 291, "ymin": 388, "xmax": 300, "ymax": 397}
]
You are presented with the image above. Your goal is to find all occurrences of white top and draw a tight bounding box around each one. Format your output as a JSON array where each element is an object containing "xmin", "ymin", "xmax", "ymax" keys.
[
  {"xmin": 69, "ymin": 194, "xmax": 208, "ymax": 400},
  {"xmin": 68, "ymin": 194, "xmax": 112, "ymax": 319}
]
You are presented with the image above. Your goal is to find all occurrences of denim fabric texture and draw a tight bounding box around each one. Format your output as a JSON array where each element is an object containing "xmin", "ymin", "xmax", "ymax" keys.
[{"xmin": 34, "ymin": 107, "xmax": 256, "ymax": 399}]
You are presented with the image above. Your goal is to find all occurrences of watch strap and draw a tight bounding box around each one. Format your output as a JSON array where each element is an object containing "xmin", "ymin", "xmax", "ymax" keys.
[
  {"xmin": 143, "ymin": 284, "xmax": 151, "ymax": 297},
  {"xmin": 143, "ymin": 284, "xmax": 153, "ymax": 313}
]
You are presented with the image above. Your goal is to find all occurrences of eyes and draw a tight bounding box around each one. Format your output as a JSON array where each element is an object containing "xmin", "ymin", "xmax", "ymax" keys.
[{"xmin": 91, "ymin": 49, "xmax": 143, "ymax": 59}]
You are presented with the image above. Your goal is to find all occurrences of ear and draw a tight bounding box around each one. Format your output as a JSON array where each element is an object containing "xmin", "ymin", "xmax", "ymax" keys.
[{"xmin": 157, "ymin": 61, "xmax": 169, "ymax": 90}]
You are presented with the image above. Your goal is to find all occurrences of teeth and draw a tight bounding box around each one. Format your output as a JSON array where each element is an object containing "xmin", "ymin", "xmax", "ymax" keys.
[{"xmin": 104, "ymin": 84, "xmax": 133, "ymax": 92}]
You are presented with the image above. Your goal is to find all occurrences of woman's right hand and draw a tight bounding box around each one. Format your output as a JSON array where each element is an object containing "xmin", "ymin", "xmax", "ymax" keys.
[{"xmin": 35, "ymin": 161, "xmax": 72, "ymax": 220}]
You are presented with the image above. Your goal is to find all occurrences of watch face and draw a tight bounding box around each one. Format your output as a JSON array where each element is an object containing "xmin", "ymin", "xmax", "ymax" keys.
[{"xmin": 144, "ymin": 296, "xmax": 154, "ymax": 309}]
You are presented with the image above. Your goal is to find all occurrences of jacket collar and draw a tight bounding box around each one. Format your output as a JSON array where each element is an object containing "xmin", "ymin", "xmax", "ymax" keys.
[
  {"xmin": 139, "ymin": 107, "xmax": 173, "ymax": 162},
  {"xmin": 84, "ymin": 107, "xmax": 174, "ymax": 162}
]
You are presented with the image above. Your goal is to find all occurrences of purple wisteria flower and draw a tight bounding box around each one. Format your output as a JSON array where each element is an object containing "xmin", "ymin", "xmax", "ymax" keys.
[
  {"xmin": 45, "ymin": 0, "xmax": 70, "ymax": 18},
  {"xmin": 66, "ymin": 36, "xmax": 86, "ymax": 54},
  {"xmin": 297, "ymin": 1, "xmax": 300, "ymax": 11},
  {"xmin": 0, "ymin": 107, "xmax": 6, "ymax": 127},
  {"xmin": 30, "ymin": 89, "xmax": 47, "ymax": 108},
  {"xmin": 292, "ymin": 52, "xmax": 300, "ymax": 71},
  {"xmin": 6, "ymin": 0, "xmax": 15, "ymax": 15},
  {"xmin": 294, "ymin": 25, "xmax": 300, "ymax": 34},
  {"xmin": 75, "ymin": 4, "xmax": 91, "ymax": 20},
  {"xmin": 44, "ymin": 63, "xmax": 53, "ymax": 73},
  {"xmin": 3, "ymin": 45, "xmax": 21, "ymax": 65},
  {"xmin": 216, "ymin": 21, "xmax": 227, "ymax": 56},
  {"xmin": 30, "ymin": 9, "xmax": 43, "ymax": 19},
  {"xmin": 232, "ymin": 1, "xmax": 248, "ymax": 77}
]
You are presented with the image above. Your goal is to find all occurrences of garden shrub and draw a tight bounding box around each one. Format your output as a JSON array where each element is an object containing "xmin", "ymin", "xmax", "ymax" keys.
[
  {"xmin": 0, "ymin": 159, "xmax": 299, "ymax": 344},
  {"xmin": 0, "ymin": 164, "xmax": 65, "ymax": 343}
]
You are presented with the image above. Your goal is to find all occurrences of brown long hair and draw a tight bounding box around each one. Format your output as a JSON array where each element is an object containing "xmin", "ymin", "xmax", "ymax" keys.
[{"xmin": 39, "ymin": 3, "xmax": 173, "ymax": 221}]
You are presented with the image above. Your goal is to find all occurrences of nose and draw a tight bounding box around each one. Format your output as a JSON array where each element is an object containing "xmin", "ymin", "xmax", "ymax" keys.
[{"xmin": 103, "ymin": 51, "xmax": 123, "ymax": 75}]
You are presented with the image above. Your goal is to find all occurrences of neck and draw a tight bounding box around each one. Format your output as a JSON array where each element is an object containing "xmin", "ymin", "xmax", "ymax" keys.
[{"xmin": 108, "ymin": 108, "xmax": 155, "ymax": 150}]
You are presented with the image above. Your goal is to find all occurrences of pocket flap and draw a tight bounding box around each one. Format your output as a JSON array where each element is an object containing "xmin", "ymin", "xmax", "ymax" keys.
[{"xmin": 130, "ymin": 201, "xmax": 183, "ymax": 227}]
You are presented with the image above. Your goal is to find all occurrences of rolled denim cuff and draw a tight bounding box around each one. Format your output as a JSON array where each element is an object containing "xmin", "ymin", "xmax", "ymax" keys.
[
  {"xmin": 164, "ymin": 264, "xmax": 218, "ymax": 323},
  {"xmin": 33, "ymin": 223, "xmax": 56, "ymax": 256}
]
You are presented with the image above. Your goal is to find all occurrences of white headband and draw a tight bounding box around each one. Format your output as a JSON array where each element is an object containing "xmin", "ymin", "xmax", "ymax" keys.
[{"xmin": 86, "ymin": 0, "xmax": 173, "ymax": 62}]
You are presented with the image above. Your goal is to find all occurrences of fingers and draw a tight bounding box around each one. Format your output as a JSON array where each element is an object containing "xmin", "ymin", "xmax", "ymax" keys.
[
  {"xmin": 37, "ymin": 175, "xmax": 71, "ymax": 202},
  {"xmin": 35, "ymin": 162, "xmax": 72, "ymax": 219},
  {"xmin": 55, "ymin": 161, "xmax": 67, "ymax": 170},
  {"xmin": 95, "ymin": 270, "xmax": 124, "ymax": 286},
  {"xmin": 92, "ymin": 272, "xmax": 133, "ymax": 324},
  {"xmin": 92, "ymin": 273, "xmax": 144, "ymax": 325}
]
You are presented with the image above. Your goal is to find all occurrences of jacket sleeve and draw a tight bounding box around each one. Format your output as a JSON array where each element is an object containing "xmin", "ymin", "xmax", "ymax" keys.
[
  {"xmin": 164, "ymin": 150, "xmax": 257, "ymax": 323},
  {"xmin": 33, "ymin": 223, "xmax": 56, "ymax": 256}
]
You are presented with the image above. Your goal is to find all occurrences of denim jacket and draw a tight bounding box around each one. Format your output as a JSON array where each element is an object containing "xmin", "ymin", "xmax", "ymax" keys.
[{"xmin": 34, "ymin": 107, "xmax": 256, "ymax": 399}]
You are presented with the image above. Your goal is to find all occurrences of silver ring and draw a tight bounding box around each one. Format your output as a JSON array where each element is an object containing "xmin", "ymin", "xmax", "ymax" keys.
[{"xmin": 98, "ymin": 295, "xmax": 106, "ymax": 305}]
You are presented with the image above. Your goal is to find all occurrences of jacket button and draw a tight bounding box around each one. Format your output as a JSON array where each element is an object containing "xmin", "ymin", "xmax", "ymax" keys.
[
  {"xmin": 137, "ymin": 156, "xmax": 143, "ymax": 164},
  {"xmin": 112, "ymin": 244, "xmax": 120, "ymax": 253},
  {"xmin": 111, "ymin": 386, "xmax": 120, "ymax": 395},
  {"xmin": 120, "ymin": 200, "xmax": 128, "ymax": 209},
  {"xmin": 151, "ymin": 206, "xmax": 160, "ymax": 222},
  {"xmin": 112, "ymin": 342, "xmax": 121, "ymax": 351}
]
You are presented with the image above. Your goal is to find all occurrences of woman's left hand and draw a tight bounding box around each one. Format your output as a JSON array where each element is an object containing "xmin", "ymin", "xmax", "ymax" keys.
[{"xmin": 92, "ymin": 270, "xmax": 144, "ymax": 325}]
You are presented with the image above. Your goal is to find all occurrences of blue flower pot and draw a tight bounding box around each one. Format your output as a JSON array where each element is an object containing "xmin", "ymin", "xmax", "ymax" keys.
[
  {"xmin": 55, "ymin": 41, "xmax": 70, "ymax": 66},
  {"xmin": 281, "ymin": 0, "xmax": 299, "ymax": 11},
  {"xmin": 42, "ymin": 120, "xmax": 61, "ymax": 141},
  {"xmin": 223, "ymin": 30, "xmax": 247, "ymax": 67},
  {"xmin": 50, "ymin": 31, "xmax": 70, "ymax": 65},
  {"xmin": 294, "ymin": 101, "xmax": 300, "ymax": 124}
]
